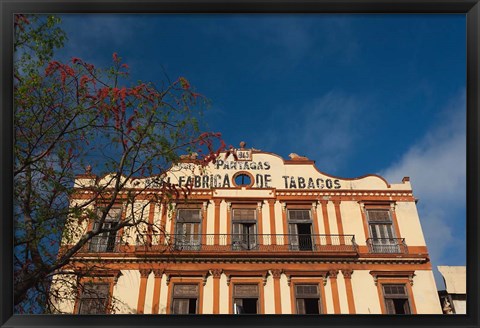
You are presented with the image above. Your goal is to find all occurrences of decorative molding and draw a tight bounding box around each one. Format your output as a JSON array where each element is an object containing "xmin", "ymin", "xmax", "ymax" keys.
[
  {"xmin": 328, "ymin": 269, "xmax": 339, "ymax": 279},
  {"xmin": 369, "ymin": 270, "xmax": 415, "ymax": 286},
  {"xmin": 202, "ymin": 201, "xmax": 208, "ymax": 211},
  {"xmin": 139, "ymin": 269, "xmax": 152, "ymax": 278},
  {"xmin": 211, "ymin": 269, "xmax": 223, "ymax": 279},
  {"xmin": 283, "ymin": 270, "xmax": 328, "ymax": 286},
  {"xmin": 223, "ymin": 270, "xmax": 269, "ymax": 286},
  {"xmin": 311, "ymin": 202, "xmax": 318, "ymax": 213},
  {"xmin": 226, "ymin": 201, "xmax": 232, "ymax": 212},
  {"xmin": 281, "ymin": 202, "xmax": 286, "ymax": 212},
  {"xmin": 153, "ymin": 269, "xmax": 164, "ymax": 278},
  {"xmin": 257, "ymin": 201, "xmax": 263, "ymax": 211},
  {"xmin": 341, "ymin": 269, "xmax": 353, "ymax": 279},
  {"xmin": 164, "ymin": 270, "xmax": 210, "ymax": 286},
  {"xmin": 271, "ymin": 269, "xmax": 282, "ymax": 279}
]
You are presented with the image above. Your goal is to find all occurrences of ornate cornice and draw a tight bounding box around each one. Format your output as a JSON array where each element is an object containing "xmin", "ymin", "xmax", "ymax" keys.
[{"xmin": 369, "ymin": 270, "xmax": 415, "ymax": 286}]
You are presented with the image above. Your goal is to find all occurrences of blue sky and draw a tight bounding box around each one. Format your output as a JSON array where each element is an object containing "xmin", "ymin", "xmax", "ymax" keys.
[{"xmin": 56, "ymin": 14, "xmax": 466, "ymax": 289}]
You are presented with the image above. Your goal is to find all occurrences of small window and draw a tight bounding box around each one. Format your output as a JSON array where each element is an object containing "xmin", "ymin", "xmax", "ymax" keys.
[
  {"xmin": 77, "ymin": 283, "xmax": 110, "ymax": 314},
  {"xmin": 233, "ymin": 284, "xmax": 259, "ymax": 314},
  {"xmin": 232, "ymin": 209, "xmax": 257, "ymax": 250},
  {"xmin": 295, "ymin": 284, "xmax": 321, "ymax": 314},
  {"xmin": 171, "ymin": 284, "xmax": 199, "ymax": 314},
  {"xmin": 366, "ymin": 209, "xmax": 399, "ymax": 253},
  {"xmin": 89, "ymin": 207, "xmax": 122, "ymax": 252},
  {"xmin": 234, "ymin": 174, "xmax": 251, "ymax": 187},
  {"xmin": 175, "ymin": 209, "xmax": 202, "ymax": 250},
  {"xmin": 287, "ymin": 209, "xmax": 313, "ymax": 251},
  {"xmin": 383, "ymin": 284, "xmax": 411, "ymax": 314}
]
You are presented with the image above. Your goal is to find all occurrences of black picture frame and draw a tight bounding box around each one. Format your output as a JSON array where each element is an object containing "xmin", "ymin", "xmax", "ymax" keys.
[{"xmin": 1, "ymin": 1, "xmax": 478, "ymax": 328}]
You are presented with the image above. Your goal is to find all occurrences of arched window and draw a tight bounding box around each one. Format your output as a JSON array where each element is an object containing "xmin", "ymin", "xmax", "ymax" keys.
[{"xmin": 234, "ymin": 173, "xmax": 251, "ymax": 187}]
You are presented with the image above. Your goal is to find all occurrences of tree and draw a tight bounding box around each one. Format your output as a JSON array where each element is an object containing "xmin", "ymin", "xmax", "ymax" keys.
[{"xmin": 13, "ymin": 14, "xmax": 227, "ymax": 313}]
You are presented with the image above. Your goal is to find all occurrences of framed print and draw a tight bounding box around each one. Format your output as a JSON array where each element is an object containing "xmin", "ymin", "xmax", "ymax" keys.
[{"xmin": 1, "ymin": 1, "xmax": 478, "ymax": 328}]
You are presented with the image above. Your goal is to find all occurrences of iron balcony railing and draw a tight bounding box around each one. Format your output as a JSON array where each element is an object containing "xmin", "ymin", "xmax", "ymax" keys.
[
  {"xmin": 366, "ymin": 238, "xmax": 408, "ymax": 254},
  {"xmin": 135, "ymin": 233, "xmax": 358, "ymax": 253}
]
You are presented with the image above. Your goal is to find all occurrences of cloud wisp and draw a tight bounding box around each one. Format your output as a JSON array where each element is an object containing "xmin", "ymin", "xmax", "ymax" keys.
[{"xmin": 381, "ymin": 91, "xmax": 466, "ymax": 288}]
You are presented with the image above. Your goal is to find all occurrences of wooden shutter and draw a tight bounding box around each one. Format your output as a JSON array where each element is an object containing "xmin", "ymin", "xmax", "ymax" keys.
[
  {"xmin": 288, "ymin": 210, "xmax": 311, "ymax": 221},
  {"xmin": 367, "ymin": 210, "xmax": 391, "ymax": 222},
  {"xmin": 296, "ymin": 299, "xmax": 306, "ymax": 314},
  {"xmin": 173, "ymin": 284, "xmax": 199, "ymax": 297},
  {"xmin": 232, "ymin": 209, "xmax": 256, "ymax": 221},
  {"xmin": 234, "ymin": 284, "xmax": 259, "ymax": 297},
  {"xmin": 78, "ymin": 283, "xmax": 109, "ymax": 314},
  {"xmin": 295, "ymin": 285, "xmax": 319, "ymax": 297},
  {"xmin": 172, "ymin": 299, "xmax": 189, "ymax": 314},
  {"xmin": 289, "ymin": 224, "xmax": 299, "ymax": 249},
  {"xmin": 248, "ymin": 224, "xmax": 257, "ymax": 249},
  {"xmin": 385, "ymin": 299, "xmax": 395, "ymax": 314}
]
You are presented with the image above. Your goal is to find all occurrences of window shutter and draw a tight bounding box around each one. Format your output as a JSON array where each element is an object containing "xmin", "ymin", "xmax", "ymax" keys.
[
  {"xmin": 234, "ymin": 284, "xmax": 259, "ymax": 297},
  {"xmin": 367, "ymin": 210, "xmax": 391, "ymax": 222},
  {"xmin": 288, "ymin": 210, "xmax": 311, "ymax": 221},
  {"xmin": 172, "ymin": 299, "xmax": 189, "ymax": 314},
  {"xmin": 295, "ymin": 285, "xmax": 319, "ymax": 297},
  {"xmin": 173, "ymin": 284, "xmax": 199, "ymax": 297},
  {"xmin": 289, "ymin": 224, "xmax": 299, "ymax": 248},
  {"xmin": 232, "ymin": 209, "xmax": 256, "ymax": 221},
  {"xmin": 177, "ymin": 209, "xmax": 201, "ymax": 223},
  {"xmin": 248, "ymin": 224, "xmax": 257, "ymax": 248},
  {"xmin": 385, "ymin": 299, "xmax": 395, "ymax": 314},
  {"xmin": 296, "ymin": 299, "xmax": 306, "ymax": 314}
]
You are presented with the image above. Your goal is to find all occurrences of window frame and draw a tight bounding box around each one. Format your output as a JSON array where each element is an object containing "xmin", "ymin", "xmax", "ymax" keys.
[
  {"xmin": 88, "ymin": 206, "xmax": 123, "ymax": 253},
  {"xmin": 374, "ymin": 277, "xmax": 417, "ymax": 314},
  {"xmin": 287, "ymin": 208, "xmax": 314, "ymax": 251},
  {"xmin": 74, "ymin": 274, "xmax": 119, "ymax": 315},
  {"xmin": 174, "ymin": 208, "xmax": 202, "ymax": 251},
  {"xmin": 228, "ymin": 278, "xmax": 264, "ymax": 314},
  {"xmin": 231, "ymin": 207, "xmax": 258, "ymax": 250},
  {"xmin": 361, "ymin": 203, "xmax": 403, "ymax": 254},
  {"xmin": 167, "ymin": 278, "xmax": 204, "ymax": 314},
  {"xmin": 170, "ymin": 283, "xmax": 200, "ymax": 314},
  {"xmin": 294, "ymin": 284, "xmax": 322, "ymax": 314},
  {"xmin": 289, "ymin": 279, "xmax": 326, "ymax": 314}
]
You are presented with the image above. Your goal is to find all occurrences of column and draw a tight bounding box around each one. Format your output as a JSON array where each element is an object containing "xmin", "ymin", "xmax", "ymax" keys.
[
  {"xmin": 213, "ymin": 199, "xmax": 222, "ymax": 245},
  {"xmin": 281, "ymin": 202, "xmax": 288, "ymax": 246},
  {"xmin": 311, "ymin": 202, "xmax": 321, "ymax": 247},
  {"xmin": 329, "ymin": 269, "xmax": 340, "ymax": 314},
  {"xmin": 333, "ymin": 200, "xmax": 345, "ymax": 244},
  {"xmin": 268, "ymin": 200, "xmax": 277, "ymax": 245},
  {"xmin": 147, "ymin": 202, "xmax": 155, "ymax": 245},
  {"xmin": 211, "ymin": 269, "xmax": 222, "ymax": 314},
  {"xmin": 202, "ymin": 201, "xmax": 209, "ymax": 245},
  {"xmin": 320, "ymin": 200, "xmax": 332, "ymax": 245},
  {"xmin": 271, "ymin": 269, "xmax": 283, "ymax": 314},
  {"xmin": 341, "ymin": 269, "xmax": 356, "ymax": 314},
  {"xmin": 151, "ymin": 269, "xmax": 163, "ymax": 314},
  {"xmin": 137, "ymin": 269, "xmax": 151, "ymax": 314}
]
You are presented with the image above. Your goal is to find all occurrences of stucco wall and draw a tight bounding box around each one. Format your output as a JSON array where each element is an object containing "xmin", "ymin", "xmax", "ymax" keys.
[
  {"xmin": 411, "ymin": 270, "xmax": 442, "ymax": 314},
  {"xmin": 350, "ymin": 270, "xmax": 381, "ymax": 314},
  {"xmin": 113, "ymin": 270, "xmax": 140, "ymax": 314}
]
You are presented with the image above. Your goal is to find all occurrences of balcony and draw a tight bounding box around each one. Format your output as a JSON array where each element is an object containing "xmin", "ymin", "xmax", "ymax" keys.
[
  {"xmin": 366, "ymin": 238, "xmax": 408, "ymax": 254},
  {"xmin": 134, "ymin": 234, "xmax": 358, "ymax": 257}
]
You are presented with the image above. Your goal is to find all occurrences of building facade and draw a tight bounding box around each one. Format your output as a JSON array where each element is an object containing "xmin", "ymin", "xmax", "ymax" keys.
[
  {"xmin": 51, "ymin": 146, "xmax": 442, "ymax": 314},
  {"xmin": 438, "ymin": 266, "xmax": 466, "ymax": 314}
]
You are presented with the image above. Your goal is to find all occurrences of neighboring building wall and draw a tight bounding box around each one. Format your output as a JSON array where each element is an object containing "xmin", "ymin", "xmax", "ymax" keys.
[{"xmin": 438, "ymin": 266, "xmax": 466, "ymax": 314}]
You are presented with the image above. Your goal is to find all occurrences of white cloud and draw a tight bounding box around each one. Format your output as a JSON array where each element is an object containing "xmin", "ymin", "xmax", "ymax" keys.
[{"xmin": 381, "ymin": 91, "xmax": 466, "ymax": 289}]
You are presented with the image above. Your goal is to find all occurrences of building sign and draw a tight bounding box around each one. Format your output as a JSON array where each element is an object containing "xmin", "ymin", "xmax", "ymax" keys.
[
  {"xmin": 235, "ymin": 149, "xmax": 252, "ymax": 161},
  {"xmin": 163, "ymin": 152, "xmax": 342, "ymax": 190}
]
